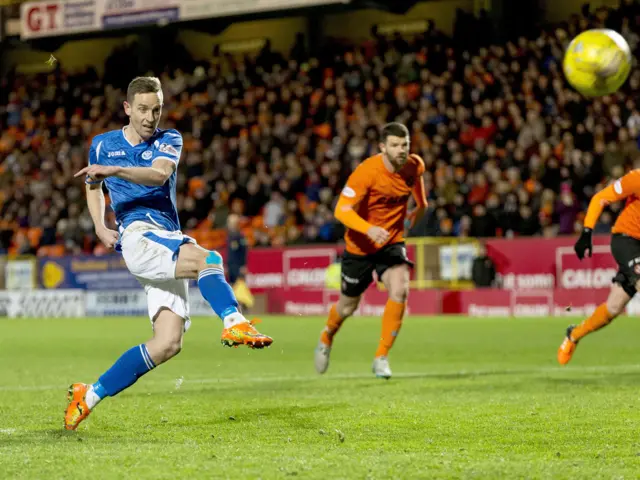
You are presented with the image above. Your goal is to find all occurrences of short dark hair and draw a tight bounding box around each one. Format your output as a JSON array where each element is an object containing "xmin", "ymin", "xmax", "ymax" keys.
[
  {"xmin": 127, "ymin": 76, "xmax": 162, "ymax": 103},
  {"xmin": 380, "ymin": 122, "xmax": 409, "ymax": 143}
]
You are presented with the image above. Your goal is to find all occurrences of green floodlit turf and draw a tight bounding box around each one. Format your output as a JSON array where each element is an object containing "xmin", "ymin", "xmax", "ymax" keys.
[{"xmin": 1, "ymin": 315, "xmax": 640, "ymax": 479}]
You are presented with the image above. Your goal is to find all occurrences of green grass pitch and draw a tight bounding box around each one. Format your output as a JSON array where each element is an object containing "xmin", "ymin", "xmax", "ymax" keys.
[{"xmin": 1, "ymin": 314, "xmax": 640, "ymax": 479}]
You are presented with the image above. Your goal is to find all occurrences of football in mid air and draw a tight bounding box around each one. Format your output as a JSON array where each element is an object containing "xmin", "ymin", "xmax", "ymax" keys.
[{"xmin": 562, "ymin": 29, "xmax": 632, "ymax": 97}]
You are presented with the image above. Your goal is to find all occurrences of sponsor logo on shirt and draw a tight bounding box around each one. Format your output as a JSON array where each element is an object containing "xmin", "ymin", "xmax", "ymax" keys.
[
  {"xmin": 614, "ymin": 179, "xmax": 623, "ymax": 194},
  {"xmin": 342, "ymin": 186, "xmax": 356, "ymax": 198},
  {"xmin": 159, "ymin": 143, "xmax": 178, "ymax": 157}
]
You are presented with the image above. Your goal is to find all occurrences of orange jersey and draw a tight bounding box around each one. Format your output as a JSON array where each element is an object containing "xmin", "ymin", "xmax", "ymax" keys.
[
  {"xmin": 584, "ymin": 169, "xmax": 640, "ymax": 238},
  {"xmin": 336, "ymin": 153, "xmax": 427, "ymax": 255}
]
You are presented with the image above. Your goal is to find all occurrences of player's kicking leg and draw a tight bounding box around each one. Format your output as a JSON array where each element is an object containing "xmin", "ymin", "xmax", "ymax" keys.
[
  {"xmin": 65, "ymin": 309, "xmax": 185, "ymax": 430},
  {"xmin": 558, "ymin": 284, "xmax": 631, "ymax": 365},
  {"xmin": 176, "ymin": 244, "xmax": 273, "ymax": 349},
  {"xmin": 65, "ymin": 235, "xmax": 272, "ymax": 430},
  {"xmin": 558, "ymin": 233, "xmax": 640, "ymax": 365},
  {"xmin": 315, "ymin": 294, "xmax": 360, "ymax": 374},
  {"xmin": 372, "ymin": 264, "xmax": 410, "ymax": 379}
]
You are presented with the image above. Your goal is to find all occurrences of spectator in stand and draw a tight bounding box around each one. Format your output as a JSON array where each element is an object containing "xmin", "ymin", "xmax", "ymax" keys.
[
  {"xmin": 263, "ymin": 192, "xmax": 285, "ymax": 228},
  {"xmin": 226, "ymin": 214, "xmax": 248, "ymax": 287},
  {"xmin": 472, "ymin": 242, "xmax": 497, "ymax": 288},
  {"xmin": 555, "ymin": 184, "xmax": 581, "ymax": 235}
]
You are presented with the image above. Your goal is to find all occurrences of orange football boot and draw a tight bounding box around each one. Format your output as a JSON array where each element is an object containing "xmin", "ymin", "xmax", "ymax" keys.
[
  {"xmin": 221, "ymin": 319, "xmax": 273, "ymax": 349},
  {"xmin": 64, "ymin": 383, "xmax": 92, "ymax": 430},
  {"xmin": 557, "ymin": 325, "xmax": 578, "ymax": 365}
]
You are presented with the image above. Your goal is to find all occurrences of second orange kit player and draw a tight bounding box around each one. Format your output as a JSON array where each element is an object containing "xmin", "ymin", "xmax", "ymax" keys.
[
  {"xmin": 314, "ymin": 122, "xmax": 428, "ymax": 379},
  {"xmin": 558, "ymin": 169, "xmax": 640, "ymax": 364}
]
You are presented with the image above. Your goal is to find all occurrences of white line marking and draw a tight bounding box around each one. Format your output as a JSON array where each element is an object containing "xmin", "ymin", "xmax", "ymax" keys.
[{"xmin": 2, "ymin": 364, "xmax": 639, "ymax": 393}]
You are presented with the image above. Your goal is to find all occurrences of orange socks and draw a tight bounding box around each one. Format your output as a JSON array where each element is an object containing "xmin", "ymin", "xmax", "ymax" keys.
[
  {"xmin": 321, "ymin": 299, "xmax": 406, "ymax": 355},
  {"xmin": 320, "ymin": 304, "xmax": 345, "ymax": 346},
  {"xmin": 375, "ymin": 299, "xmax": 406, "ymax": 358},
  {"xmin": 571, "ymin": 303, "xmax": 615, "ymax": 342}
]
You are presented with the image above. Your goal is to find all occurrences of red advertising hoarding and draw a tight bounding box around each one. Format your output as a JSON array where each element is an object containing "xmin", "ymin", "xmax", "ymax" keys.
[
  {"xmin": 247, "ymin": 235, "xmax": 630, "ymax": 317},
  {"xmin": 245, "ymin": 236, "xmax": 616, "ymax": 293},
  {"xmin": 485, "ymin": 236, "xmax": 615, "ymax": 290},
  {"xmin": 266, "ymin": 287, "xmax": 619, "ymax": 317},
  {"xmin": 245, "ymin": 245, "xmax": 417, "ymax": 292},
  {"xmin": 267, "ymin": 287, "xmax": 441, "ymax": 316}
]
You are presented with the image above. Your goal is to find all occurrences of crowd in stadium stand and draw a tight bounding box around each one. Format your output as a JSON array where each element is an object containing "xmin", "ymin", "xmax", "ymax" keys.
[{"xmin": 1, "ymin": 1, "xmax": 640, "ymax": 256}]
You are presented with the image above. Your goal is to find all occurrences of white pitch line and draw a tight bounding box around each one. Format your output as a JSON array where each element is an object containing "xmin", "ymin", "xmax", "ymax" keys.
[{"xmin": 1, "ymin": 364, "xmax": 639, "ymax": 393}]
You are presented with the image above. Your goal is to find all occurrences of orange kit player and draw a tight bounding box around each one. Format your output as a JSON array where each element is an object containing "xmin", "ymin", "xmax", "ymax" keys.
[
  {"xmin": 314, "ymin": 122, "xmax": 428, "ymax": 379},
  {"xmin": 558, "ymin": 170, "xmax": 640, "ymax": 364}
]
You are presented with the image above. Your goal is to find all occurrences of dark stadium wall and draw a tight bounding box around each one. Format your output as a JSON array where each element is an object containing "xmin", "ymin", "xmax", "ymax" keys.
[
  {"xmin": 2, "ymin": 16, "xmax": 306, "ymax": 76},
  {"xmin": 178, "ymin": 16, "xmax": 308, "ymax": 60},
  {"xmin": 541, "ymin": 0, "xmax": 617, "ymax": 22},
  {"xmin": 320, "ymin": 0, "xmax": 474, "ymax": 41},
  {"xmin": 2, "ymin": 36, "xmax": 136, "ymax": 76},
  {"xmin": 489, "ymin": 0, "xmax": 542, "ymax": 40},
  {"xmin": 180, "ymin": 1, "xmax": 475, "ymax": 59}
]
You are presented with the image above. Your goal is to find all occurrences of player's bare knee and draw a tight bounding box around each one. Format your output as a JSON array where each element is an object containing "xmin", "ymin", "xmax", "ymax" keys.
[
  {"xmin": 607, "ymin": 302, "xmax": 624, "ymax": 318},
  {"xmin": 197, "ymin": 249, "xmax": 224, "ymax": 274},
  {"xmin": 164, "ymin": 339, "xmax": 182, "ymax": 359},
  {"xmin": 606, "ymin": 298, "xmax": 624, "ymax": 317},
  {"xmin": 150, "ymin": 309, "xmax": 185, "ymax": 362},
  {"xmin": 146, "ymin": 335, "xmax": 182, "ymax": 364},
  {"xmin": 337, "ymin": 296, "xmax": 359, "ymax": 319},
  {"xmin": 152, "ymin": 338, "xmax": 181, "ymax": 362},
  {"xmin": 606, "ymin": 284, "xmax": 630, "ymax": 317},
  {"xmin": 386, "ymin": 270, "xmax": 409, "ymax": 303},
  {"xmin": 389, "ymin": 284, "xmax": 409, "ymax": 303}
]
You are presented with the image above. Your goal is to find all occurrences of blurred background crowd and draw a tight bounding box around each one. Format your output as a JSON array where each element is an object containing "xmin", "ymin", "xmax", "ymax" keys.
[{"xmin": 1, "ymin": 1, "xmax": 640, "ymax": 257}]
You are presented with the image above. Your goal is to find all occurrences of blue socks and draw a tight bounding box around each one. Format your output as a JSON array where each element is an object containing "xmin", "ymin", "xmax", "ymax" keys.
[
  {"xmin": 88, "ymin": 260, "xmax": 238, "ymax": 405},
  {"xmin": 198, "ymin": 268, "xmax": 239, "ymax": 320},
  {"xmin": 94, "ymin": 344, "xmax": 156, "ymax": 398}
]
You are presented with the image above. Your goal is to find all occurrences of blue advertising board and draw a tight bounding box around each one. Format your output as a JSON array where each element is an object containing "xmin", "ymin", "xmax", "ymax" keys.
[{"xmin": 38, "ymin": 254, "xmax": 141, "ymax": 290}]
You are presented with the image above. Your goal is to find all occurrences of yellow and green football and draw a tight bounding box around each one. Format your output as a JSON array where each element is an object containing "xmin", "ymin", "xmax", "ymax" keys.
[{"xmin": 563, "ymin": 28, "xmax": 632, "ymax": 97}]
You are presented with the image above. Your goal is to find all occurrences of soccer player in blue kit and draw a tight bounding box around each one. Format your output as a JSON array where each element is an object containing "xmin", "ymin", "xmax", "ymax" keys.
[{"xmin": 64, "ymin": 76, "xmax": 273, "ymax": 430}]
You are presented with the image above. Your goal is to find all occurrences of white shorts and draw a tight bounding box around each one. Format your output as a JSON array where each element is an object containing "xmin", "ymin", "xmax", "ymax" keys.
[{"xmin": 120, "ymin": 221, "xmax": 195, "ymax": 330}]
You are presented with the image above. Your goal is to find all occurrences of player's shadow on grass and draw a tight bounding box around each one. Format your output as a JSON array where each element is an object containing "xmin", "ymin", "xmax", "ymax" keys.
[
  {"xmin": 0, "ymin": 428, "xmax": 117, "ymax": 446},
  {"xmin": 539, "ymin": 372, "xmax": 640, "ymax": 387},
  {"xmin": 204, "ymin": 403, "xmax": 345, "ymax": 429},
  {"xmin": 386, "ymin": 369, "xmax": 532, "ymax": 381}
]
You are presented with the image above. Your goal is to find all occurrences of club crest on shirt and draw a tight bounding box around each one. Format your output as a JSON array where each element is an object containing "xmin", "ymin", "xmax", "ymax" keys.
[{"xmin": 142, "ymin": 150, "xmax": 153, "ymax": 160}]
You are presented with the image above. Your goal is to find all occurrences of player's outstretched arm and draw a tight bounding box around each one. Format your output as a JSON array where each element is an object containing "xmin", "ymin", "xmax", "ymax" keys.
[
  {"xmin": 583, "ymin": 173, "xmax": 638, "ymax": 229},
  {"xmin": 575, "ymin": 172, "xmax": 639, "ymax": 260},
  {"xmin": 112, "ymin": 158, "xmax": 176, "ymax": 186},
  {"xmin": 75, "ymin": 159, "xmax": 175, "ymax": 187}
]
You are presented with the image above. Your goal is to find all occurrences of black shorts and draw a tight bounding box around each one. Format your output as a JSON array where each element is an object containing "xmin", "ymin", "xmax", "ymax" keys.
[
  {"xmin": 611, "ymin": 233, "xmax": 640, "ymax": 297},
  {"xmin": 340, "ymin": 243, "xmax": 413, "ymax": 297}
]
